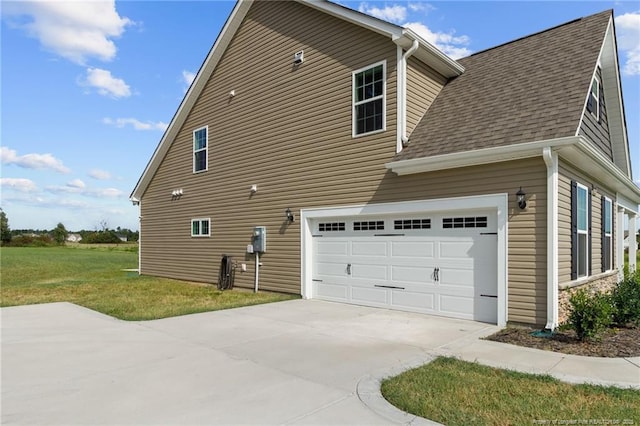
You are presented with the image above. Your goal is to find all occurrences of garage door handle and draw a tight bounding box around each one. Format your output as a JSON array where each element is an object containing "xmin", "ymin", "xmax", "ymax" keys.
[
  {"xmin": 347, "ymin": 264, "xmax": 351, "ymax": 275},
  {"xmin": 433, "ymin": 267, "xmax": 439, "ymax": 282}
]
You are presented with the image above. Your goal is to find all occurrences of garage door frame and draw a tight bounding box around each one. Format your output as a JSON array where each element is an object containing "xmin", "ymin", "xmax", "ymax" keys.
[{"xmin": 300, "ymin": 194, "xmax": 509, "ymax": 326}]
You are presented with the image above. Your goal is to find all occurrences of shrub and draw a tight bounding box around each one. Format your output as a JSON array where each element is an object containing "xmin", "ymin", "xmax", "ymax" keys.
[
  {"xmin": 7, "ymin": 234, "xmax": 54, "ymax": 247},
  {"xmin": 610, "ymin": 271, "xmax": 640, "ymax": 327},
  {"xmin": 81, "ymin": 231, "xmax": 122, "ymax": 244},
  {"xmin": 564, "ymin": 288, "xmax": 613, "ymax": 341}
]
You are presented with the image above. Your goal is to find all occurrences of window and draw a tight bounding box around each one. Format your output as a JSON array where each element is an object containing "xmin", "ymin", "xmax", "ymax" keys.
[
  {"xmin": 571, "ymin": 182, "xmax": 590, "ymax": 279},
  {"xmin": 587, "ymin": 77, "xmax": 599, "ymax": 121},
  {"xmin": 319, "ymin": 222, "xmax": 345, "ymax": 232},
  {"xmin": 602, "ymin": 197, "xmax": 612, "ymax": 272},
  {"xmin": 353, "ymin": 221, "xmax": 384, "ymax": 231},
  {"xmin": 394, "ymin": 219, "xmax": 431, "ymax": 230},
  {"xmin": 191, "ymin": 218, "xmax": 210, "ymax": 237},
  {"xmin": 442, "ymin": 216, "xmax": 488, "ymax": 229},
  {"xmin": 353, "ymin": 62, "xmax": 385, "ymax": 136},
  {"xmin": 193, "ymin": 126, "xmax": 208, "ymax": 172}
]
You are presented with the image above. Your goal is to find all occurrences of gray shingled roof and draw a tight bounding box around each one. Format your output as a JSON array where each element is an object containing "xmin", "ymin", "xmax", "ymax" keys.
[{"xmin": 395, "ymin": 10, "xmax": 612, "ymax": 162}]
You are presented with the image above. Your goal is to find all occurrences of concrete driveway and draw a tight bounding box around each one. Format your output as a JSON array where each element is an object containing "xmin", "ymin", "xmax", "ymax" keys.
[{"xmin": 1, "ymin": 300, "xmax": 497, "ymax": 425}]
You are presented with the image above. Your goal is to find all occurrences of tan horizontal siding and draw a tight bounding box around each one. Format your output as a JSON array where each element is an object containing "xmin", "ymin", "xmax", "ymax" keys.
[
  {"xmin": 406, "ymin": 56, "xmax": 447, "ymax": 136},
  {"xmin": 578, "ymin": 67, "xmax": 613, "ymax": 161}
]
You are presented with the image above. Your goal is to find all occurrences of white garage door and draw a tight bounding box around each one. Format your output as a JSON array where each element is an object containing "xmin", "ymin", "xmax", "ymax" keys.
[{"xmin": 312, "ymin": 212, "xmax": 498, "ymax": 323}]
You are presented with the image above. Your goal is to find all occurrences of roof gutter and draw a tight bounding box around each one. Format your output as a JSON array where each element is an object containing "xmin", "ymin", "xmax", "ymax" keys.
[
  {"xmin": 386, "ymin": 137, "xmax": 578, "ymax": 175},
  {"xmin": 386, "ymin": 135, "xmax": 640, "ymax": 202}
]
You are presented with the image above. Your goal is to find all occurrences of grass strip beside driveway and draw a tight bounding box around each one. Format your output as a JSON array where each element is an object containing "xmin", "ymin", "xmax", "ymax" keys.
[
  {"xmin": 1, "ymin": 246, "xmax": 297, "ymax": 320},
  {"xmin": 381, "ymin": 357, "xmax": 640, "ymax": 426}
]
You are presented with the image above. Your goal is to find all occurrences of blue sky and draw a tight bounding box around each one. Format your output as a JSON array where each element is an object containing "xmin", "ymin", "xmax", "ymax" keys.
[{"xmin": 1, "ymin": 1, "xmax": 639, "ymax": 232}]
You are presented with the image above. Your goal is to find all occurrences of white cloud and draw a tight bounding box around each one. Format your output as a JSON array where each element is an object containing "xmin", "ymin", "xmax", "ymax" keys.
[
  {"xmin": 408, "ymin": 3, "xmax": 435, "ymax": 13},
  {"xmin": 0, "ymin": 178, "xmax": 39, "ymax": 192},
  {"xmin": 182, "ymin": 70, "xmax": 196, "ymax": 87},
  {"xmin": 615, "ymin": 12, "xmax": 640, "ymax": 76},
  {"xmin": 81, "ymin": 68, "xmax": 131, "ymax": 98},
  {"xmin": 2, "ymin": 1, "xmax": 132, "ymax": 65},
  {"xmin": 103, "ymin": 117, "xmax": 168, "ymax": 131},
  {"xmin": 358, "ymin": 3, "xmax": 406, "ymax": 23},
  {"xmin": 67, "ymin": 179, "xmax": 86, "ymax": 189},
  {"xmin": 356, "ymin": 3, "xmax": 471, "ymax": 60},
  {"xmin": 45, "ymin": 184, "xmax": 124, "ymax": 199},
  {"xmin": 404, "ymin": 22, "xmax": 471, "ymax": 59},
  {"xmin": 89, "ymin": 169, "xmax": 112, "ymax": 180},
  {"xmin": 1, "ymin": 146, "xmax": 70, "ymax": 174},
  {"xmin": 92, "ymin": 188, "xmax": 124, "ymax": 198}
]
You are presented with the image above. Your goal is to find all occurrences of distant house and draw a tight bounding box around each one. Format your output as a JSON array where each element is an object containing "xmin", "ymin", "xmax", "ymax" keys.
[
  {"xmin": 131, "ymin": 1, "xmax": 639, "ymax": 329},
  {"xmin": 66, "ymin": 234, "xmax": 82, "ymax": 243}
]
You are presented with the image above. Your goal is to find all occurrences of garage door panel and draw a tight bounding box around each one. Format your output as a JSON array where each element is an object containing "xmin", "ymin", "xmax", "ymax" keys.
[
  {"xmin": 315, "ymin": 261, "xmax": 348, "ymax": 277},
  {"xmin": 316, "ymin": 282, "xmax": 348, "ymax": 300},
  {"xmin": 351, "ymin": 286, "xmax": 388, "ymax": 305},
  {"xmin": 352, "ymin": 241, "xmax": 387, "ymax": 256},
  {"xmin": 439, "ymin": 294, "xmax": 474, "ymax": 318},
  {"xmin": 391, "ymin": 241, "xmax": 435, "ymax": 258},
  {"xmin": 391, "ymin": 291, "xmax": 435, "ymax": 310},
  {"xmin": 317, "ymin": 240, "xmax": 349, "ymax": 255},
  {"xmin": 391, "ymin": 265, "xmax": 433, "ymax": 284},
  {"xmin": 439, "ymin": 241, "xmax": 474, "ymax": 259},
  {"xmin": 351, "ymin": 264, "xmax": 387, "ymax": 281},
  {"xmin": 439, "ymin": 268, "xmax": 474, "ymax": 287}
]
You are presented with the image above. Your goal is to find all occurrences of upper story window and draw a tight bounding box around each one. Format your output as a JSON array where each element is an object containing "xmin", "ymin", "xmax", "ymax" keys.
[
  {"xmin": 193, "ymin": 126, "xmax": 208, "ymax": 173},
  {"xmin": 191, "ymin": 218, "xmax": 210, "ymax": 237},
  {"xmin": 353, "ymin": 61, "xmax": 386, "ymax": 137},
  {"xmin": 586, "ymin": 77, "xmax": 600, "ymax": 121}
]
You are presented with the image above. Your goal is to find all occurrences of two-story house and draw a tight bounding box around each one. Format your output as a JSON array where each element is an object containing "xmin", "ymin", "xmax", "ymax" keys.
[{"xmin": 131, "ymin": 0, "xmax": 640, "ymax": 328}]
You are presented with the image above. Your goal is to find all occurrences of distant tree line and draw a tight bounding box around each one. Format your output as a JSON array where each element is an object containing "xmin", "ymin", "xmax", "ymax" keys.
[{"xmin": 0, "ymin": 209, "xmax": 139, "ymax": 247}]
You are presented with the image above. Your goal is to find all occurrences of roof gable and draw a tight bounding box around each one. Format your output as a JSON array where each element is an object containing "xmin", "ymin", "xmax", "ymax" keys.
[
  {"xmin": 395, "ymin": 10, "xmax": 613, "ymax": 162},
  {"xmin": 131, "ymin": 0, "xmax": 463, "ymax": 201}
]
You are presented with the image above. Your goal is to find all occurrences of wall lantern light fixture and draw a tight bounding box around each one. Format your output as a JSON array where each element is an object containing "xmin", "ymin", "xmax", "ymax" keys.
[
  {"xmin": 285, "ymin": 208, "xmax": 295, "ymax": 223},
  {"xmin": 516, "ymin": 187, "xmax": 527, "ymax": 210}
]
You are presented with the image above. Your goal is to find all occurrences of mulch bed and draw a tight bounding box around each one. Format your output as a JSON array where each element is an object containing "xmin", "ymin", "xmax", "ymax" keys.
[{"xmin": 485, "ymin": 326, "xmax": 640, "ymax": 358}]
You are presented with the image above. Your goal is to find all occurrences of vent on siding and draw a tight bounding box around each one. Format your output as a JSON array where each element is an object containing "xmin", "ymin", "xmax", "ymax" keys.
[
  {"xmin": 394, "ymin": 219, "xmax": 431, "ymax": 230},
  {"xmin": 443, "ymin": 216, "xmax": 488, "ymax": 229},
  {"xmin": 318, "ymin": 222, "xmax": 345, "ymax": 232},
  {"xmin": 354, "ymin": 221, "xmax": 385, "ymax": 231}
]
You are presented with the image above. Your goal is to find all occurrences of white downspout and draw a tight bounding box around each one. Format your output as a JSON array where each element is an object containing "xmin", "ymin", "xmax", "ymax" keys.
[
  {"xmin": 254, "ymin": 252, "xmax": 259, "ymax": 293},
  {"xmin": 543, "ymin": 147, "xmax": 559, "ymax": 330},
  {"xmin": 399, "ymin": 39, "xmax": 419, "ymax": 151}
]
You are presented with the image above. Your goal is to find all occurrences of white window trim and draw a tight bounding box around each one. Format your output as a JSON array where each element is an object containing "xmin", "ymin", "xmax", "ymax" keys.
[
  {"xmin": 352, "ymin": 60, "xmax": 386, "ymax": 138},
  {"xmin": 604, "ymin": 196, "xmax": 612, "ymax": 272},
  {"xmin": 191, "ymin": 218, "xmax": 211, "ymax": 237},
  {"xmin": 589, "ymin": 77, "xmax": 600, "ymax": 121},
  {"xmin": 193, "ymin": 125, "xmax": 208, "ymax": 173},
  {"xmin": 576, "ymin": 183, "xmax": 589, "ymax": 278}
]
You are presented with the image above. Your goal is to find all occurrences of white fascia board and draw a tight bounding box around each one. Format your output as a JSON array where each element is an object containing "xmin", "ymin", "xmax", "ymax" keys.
[
  {"xmin": 385, "ymin": 137, "xmax": 579, "ymax": 176},
  {"xmin": 130, "ymin": 0, "xmax": 253, "ymax": 201},
  {"xmin": 601, "ymin": 17, "xmax": 631, "ymax": 177},
  {"xmin": 300, "ymin": 0, "xmax": 403, "ymax": 38}
]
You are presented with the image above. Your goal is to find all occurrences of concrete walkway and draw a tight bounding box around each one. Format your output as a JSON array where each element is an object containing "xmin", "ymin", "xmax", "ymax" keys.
[{"xmin": 2, "ymin": 300, "xmax": 638, "ymax": 425}]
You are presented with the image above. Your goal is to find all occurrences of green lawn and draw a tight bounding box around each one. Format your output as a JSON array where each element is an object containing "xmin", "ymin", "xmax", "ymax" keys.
[
  {"xmin": 0, "ymin": 246, "xmax": 297, "ymax": 320},
  {"xmin": 382, "ymin": 357, "xmax": 640, "ymax": 426}
]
